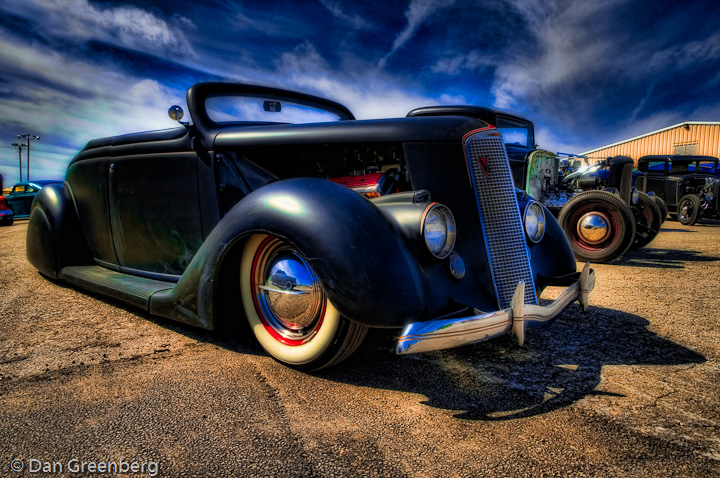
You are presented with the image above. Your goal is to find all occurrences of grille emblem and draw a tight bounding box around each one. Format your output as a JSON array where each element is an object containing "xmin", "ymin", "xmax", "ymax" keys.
[{"xmin": 477, "ymin": 156, "xmax": 490, "ymax": 178}]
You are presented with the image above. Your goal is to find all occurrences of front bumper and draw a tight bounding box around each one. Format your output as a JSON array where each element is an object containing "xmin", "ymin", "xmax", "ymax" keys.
[{"xmin": 396, "ymin": 263, "xmax": 594, "ymax": 354}]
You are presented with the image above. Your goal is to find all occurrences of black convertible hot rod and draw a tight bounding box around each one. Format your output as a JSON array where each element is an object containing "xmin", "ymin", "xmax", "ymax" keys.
[{"xmin": 26, "ymin": 83, "xmax": 594, "ymax": 370}]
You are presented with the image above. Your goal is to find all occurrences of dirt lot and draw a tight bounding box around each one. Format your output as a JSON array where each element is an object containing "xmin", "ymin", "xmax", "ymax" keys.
[{"xmin": 1, "ymin": 219, "xmax": 719, "ymax": 477}]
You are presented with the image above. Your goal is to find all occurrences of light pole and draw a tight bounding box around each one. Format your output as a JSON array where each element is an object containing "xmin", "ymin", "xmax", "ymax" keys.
[
  {"xmin": 11, "ymin": 142, "xmax": 27, "ymax": 182},
  {"xmin": 17, "ymin": 134, "xmax": 40, "ymax": 182}
]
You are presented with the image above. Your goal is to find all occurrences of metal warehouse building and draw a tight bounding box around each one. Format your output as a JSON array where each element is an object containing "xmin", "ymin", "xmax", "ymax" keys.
[{"xmin": 580, "ymin": 121, "xmax": 720, "ymax": 164}]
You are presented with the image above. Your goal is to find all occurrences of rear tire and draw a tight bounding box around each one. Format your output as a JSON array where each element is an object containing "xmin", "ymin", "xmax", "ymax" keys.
[
  {"xmin": 652, "ymin": 196, "xmax": 668, "ymax": 224},
  {"xmin": 677, "ymin": 194, "xmax": 701, "ymax": 226},
  {"xmin": 240, "ymin": 234, "xmax": 367, "ymax": 370},
  {"xmin": 558, "ymin": 191, "xmax": 636, "ymax": 263},
  {"xmin": 631, "ymin": 192, "xmax": 662, "ymax": 249}
]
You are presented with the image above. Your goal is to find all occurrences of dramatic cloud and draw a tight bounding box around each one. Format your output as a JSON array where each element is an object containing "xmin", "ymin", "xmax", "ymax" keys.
[
  {"xmin": 490, "ymin": 0, "xmax": 621, "ymax": 111},
  {"xmin": 0, "ymin": 0, "xmax": 717, "ymax": 184},
  {"xmin": 0, "ymin": 23, "xmax": 185, "ymax": 180},
  {"xmin": 0, "ymin": 0, "xmax": 196, "ymax": 57}
]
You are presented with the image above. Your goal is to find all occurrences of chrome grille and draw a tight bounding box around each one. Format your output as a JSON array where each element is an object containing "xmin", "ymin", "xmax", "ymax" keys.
[{"xmin": 464, "ymin": 130, "xmax": 537, "ymax": 308}]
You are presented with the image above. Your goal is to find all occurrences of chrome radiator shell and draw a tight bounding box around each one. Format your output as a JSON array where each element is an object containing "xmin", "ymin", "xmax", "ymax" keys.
[{"xmin": 463, "ymin": 129, "xmax": 537, "ymax": 309}]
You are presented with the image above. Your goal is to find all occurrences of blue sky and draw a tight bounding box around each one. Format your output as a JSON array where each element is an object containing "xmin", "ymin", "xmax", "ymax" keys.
[{"xmin": 0, "ymin": 0, "xmax": 718, "ymax": 184}]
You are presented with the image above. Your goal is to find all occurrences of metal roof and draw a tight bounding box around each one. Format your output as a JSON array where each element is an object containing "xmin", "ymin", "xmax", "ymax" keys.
[{"xmin": 581, "ymin": 121, "xmax": 720, "ymax": 155}]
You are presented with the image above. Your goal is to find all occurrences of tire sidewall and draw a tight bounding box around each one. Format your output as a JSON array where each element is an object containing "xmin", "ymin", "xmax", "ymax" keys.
[
  {"xmin": 652, "ymin": 196, "xmax": 668, "ymax": 224},
  {"xmin": 631, "ymin": 192, "xmax": 662, "ymax": 249},
  {"xmin": 678, "ymin": 195, "xmax": 701, "ymax": 226},
  {"xmin": 559, "ymin": 191, "xmax": 635, "ymax": 263},
  {"xmin": 240, "ymin": 234, "xmax": 342, "ymax": 367}
]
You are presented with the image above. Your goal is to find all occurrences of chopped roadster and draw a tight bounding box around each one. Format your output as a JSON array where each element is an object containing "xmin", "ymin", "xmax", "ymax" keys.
[
  {"xmin": 27, "ymin": 83, "xmax": 594, "ymax": 370},
  {"xmin": 636, "ymin": 155, "xmax": 720, "ymax": 226}
]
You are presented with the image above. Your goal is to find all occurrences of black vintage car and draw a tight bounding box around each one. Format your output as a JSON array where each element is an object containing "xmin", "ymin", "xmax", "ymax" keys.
[
  {"xmin": 26, "ymin": 82, "xmax": 595, "ymax": 370},
  {"xmin": 636, "ymin": 155, "xmax": 720, "ymax": 226}
]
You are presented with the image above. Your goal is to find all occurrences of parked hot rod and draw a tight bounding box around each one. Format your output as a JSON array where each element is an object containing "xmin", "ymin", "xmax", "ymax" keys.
[
  {"xmin": 636, "ymin": 155, "xmax": 720, "ymax": 226},
  {"xmin": 450, "ymin": 109, "xmax": 664, "ymax": 263},
  {"xmin": 26, "ymin": 82, "xmax": 594, "ymax": 370}
]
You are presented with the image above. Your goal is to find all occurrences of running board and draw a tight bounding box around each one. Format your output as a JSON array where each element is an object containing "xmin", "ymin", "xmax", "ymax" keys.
[{"xmin": 59, "ymin": 265, "xmax": 174, "ymax": 310}]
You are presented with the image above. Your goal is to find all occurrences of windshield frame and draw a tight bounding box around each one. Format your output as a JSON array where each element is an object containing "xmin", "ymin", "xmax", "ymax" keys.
[{"xmin": 495, "ymin": 115, "xmax": 535, "ymax": 149}]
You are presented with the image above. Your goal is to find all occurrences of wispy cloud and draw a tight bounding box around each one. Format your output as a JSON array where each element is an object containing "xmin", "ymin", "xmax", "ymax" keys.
[
  {"xmin": 484, "ymin": 0, "xmax": 720, "ymax": 152},
  {"xmin": 379, "ymin": 0, "xmax": 455, "ymax": 68},
  {"xmin": 431, "ymin": 51, "xmax": 497, "ymax": 75},
  {"xmin": 274, "ymin": 41, "xmax": 458, "ymax": 119},
  {"xmin": 0, "ymin": 0, "xmax": 196, "ymax": 57},
  {"xmin": 0, "ymin": 24, "xmax": 186, "ymax": 181},
  {"xmin": 491, "ymin": 0, "xmax": 621, "ymax": 111},
  {"xmin": 628, "ymin": 82, "xmax": 657, "ymax": 124},
  {"xmin": 318, "ymin": 0, "xmax": 371, "ymax": 29}
]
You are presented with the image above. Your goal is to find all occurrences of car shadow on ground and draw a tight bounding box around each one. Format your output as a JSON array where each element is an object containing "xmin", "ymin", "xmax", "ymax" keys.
[
  {"xmin": 45, "ymin": 275, "xmax": 706, "ymax": 422},
  {"xmin": 317, "ymin": 303, "xmax": 706, "ymax": 421},
  {"xmin": 619, "ymin": 247, "xmax": 720, "ymax": 269}
]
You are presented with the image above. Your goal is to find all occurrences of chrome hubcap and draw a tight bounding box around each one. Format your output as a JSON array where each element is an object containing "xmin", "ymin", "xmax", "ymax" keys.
[
  {"xmin": 680, "ymin": 202, "xmax": 692, "ymax": 220},
  {"xmin": 577, "ymin": 213, "xmax": 610, "ymax": 244},
  {"xmin": 252, "ymin": 238, "xmax": 324, "ymax": 342}
]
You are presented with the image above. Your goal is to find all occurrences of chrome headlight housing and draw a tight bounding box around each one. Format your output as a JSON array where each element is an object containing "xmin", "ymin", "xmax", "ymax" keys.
[
  {"xmin": 523, "ymin": 201, "xmax": 546, "ymax": 243},
  {"xmin": 631, "ymin": 187, "xmax": 639, "ymax": 205},
  {"xmin": 422, "ymin": 203, "xmax": 456, "ymax": 259}
]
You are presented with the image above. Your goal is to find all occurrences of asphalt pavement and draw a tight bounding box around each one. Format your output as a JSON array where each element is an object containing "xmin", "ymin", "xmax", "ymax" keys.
[{"xmin": 1, "ymin": 219, "xmax": 719, "ymax": 477}]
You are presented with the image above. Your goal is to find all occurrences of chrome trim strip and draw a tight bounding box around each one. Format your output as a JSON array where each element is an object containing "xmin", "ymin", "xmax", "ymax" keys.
[{"xmin": 396, "ymin": 263, "xmax": 595, "ymax": 355}]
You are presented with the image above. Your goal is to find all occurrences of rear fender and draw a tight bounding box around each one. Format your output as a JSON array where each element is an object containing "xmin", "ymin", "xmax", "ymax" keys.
[
  {"xmin": 26, "ymin": 183, "xmax": 93, "ymax": 278},
  {"xmin": 150, "ymin": 178, "xmax": 426, "ymax": 329}
]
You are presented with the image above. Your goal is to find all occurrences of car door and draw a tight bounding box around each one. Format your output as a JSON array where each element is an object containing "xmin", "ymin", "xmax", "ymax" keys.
[
  {"xmin": 8, "ymin": 184, "xmax": 28, "ymax": 216},
  {"xmin": 24, "ymin": 184, "xmax": 39, "ymax": 213},
  {"xmin": 107, "ymin": 130, "xmax": 205, "ymax": 278}
]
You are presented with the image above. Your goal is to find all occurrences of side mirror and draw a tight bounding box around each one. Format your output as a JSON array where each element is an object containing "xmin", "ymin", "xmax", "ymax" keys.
[{"xmin": 168, "ymin": 105, "xmax": 188, "ymax": 125}]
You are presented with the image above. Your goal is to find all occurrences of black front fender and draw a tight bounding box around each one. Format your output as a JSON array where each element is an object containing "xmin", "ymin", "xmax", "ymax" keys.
[
  {"xmin": 150, "ymin": 178, "xmax": 426, "ymax": 329},
  {"xmin": 521, "ymin": 198, "xmax": 578, "ymax": 288}
]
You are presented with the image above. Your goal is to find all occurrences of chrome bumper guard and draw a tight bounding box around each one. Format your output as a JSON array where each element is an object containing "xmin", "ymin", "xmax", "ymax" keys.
[{"xmin": 396, "ymin": 263, "xmax": 595, "ymax": 355}]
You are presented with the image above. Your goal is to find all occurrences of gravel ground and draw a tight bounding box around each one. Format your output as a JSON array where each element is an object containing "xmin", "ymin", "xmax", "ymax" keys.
[{"xmin": 1, "ymin": 219, "xmax": 719, "ymax": 477}]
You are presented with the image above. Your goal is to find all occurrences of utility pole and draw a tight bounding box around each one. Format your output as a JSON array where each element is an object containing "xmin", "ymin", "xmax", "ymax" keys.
[
  {"xmin": 11, "ymin": 142, "xmax": 27, "ymax": 182},
  {"xmin": 17, "ymin": 134, "xmax": 40, "ymax": 182}
]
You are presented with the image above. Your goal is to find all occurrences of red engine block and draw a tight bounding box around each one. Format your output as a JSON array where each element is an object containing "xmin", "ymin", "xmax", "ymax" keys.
[{"xmin": 329, "ymin": 173, "xmax": 386, "ymax": 198}]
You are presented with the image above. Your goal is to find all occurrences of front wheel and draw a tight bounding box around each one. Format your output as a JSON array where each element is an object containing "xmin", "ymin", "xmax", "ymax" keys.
[
  {"xmin": 677, "ymin": 194, "xmax": 701, "ymax": 226},
  {"xmin": 240, "ymin": 234, "xmax": 368, "ymax": 370},
  {"xmin": 558, "ymin": 191, "xmax": 636, "ymax": 263}
]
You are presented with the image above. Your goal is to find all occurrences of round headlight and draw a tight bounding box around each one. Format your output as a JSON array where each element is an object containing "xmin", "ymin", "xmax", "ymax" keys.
[
  {"xmin": 422, "ymin": 203, "xmax": 456, "ymax": 259},
  {"xmin": 631, "ymin": 187, "xmax": 639, "ymax": 205},
  {"xmin": 524, "ymin": 201, "xmax": 546, "ymax": 243}
]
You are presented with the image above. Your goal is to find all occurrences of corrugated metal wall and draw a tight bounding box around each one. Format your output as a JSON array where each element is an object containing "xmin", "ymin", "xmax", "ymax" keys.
[{"xmin": 584, "ymin": 124, "xmax": 720, "ymax": 165}]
